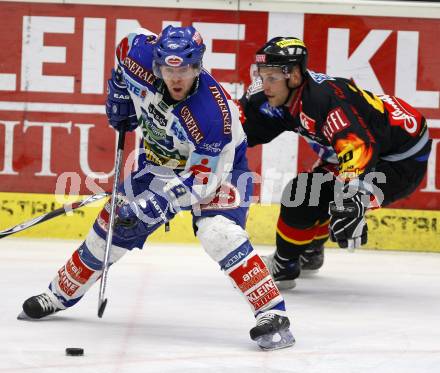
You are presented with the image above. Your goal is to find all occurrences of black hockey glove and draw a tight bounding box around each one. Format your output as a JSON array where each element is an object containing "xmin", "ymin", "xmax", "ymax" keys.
[{"xmin": 329, "ymin": 193, "xmax": 368, "ymax": 250}]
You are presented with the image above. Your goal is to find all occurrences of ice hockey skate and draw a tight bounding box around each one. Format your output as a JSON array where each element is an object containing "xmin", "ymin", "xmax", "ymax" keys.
[
  {"xmin": 17, "ymin": 292, "xmax": 64, "ymax": 320},
  {"xmin": 300, "ymin": 245, "xmax": 324, "ymax": 272},
  {"xmin": 250, "ymin": 312, "xmax": 295, "ymax": 350},
  {"xmin": 262, "ymin": 252, "xmax": 301, "ymax": 290}
]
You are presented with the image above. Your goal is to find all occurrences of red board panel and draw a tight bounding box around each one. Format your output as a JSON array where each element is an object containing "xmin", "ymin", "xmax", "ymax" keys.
[{"xmin": 0, "ymin": 3, "xmax": 439, "ymax": 209}]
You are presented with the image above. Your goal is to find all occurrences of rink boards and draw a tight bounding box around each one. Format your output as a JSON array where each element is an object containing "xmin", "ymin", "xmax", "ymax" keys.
[
  {"xmin": 1, "ymin": 1, "xmax": 440, "ymax": 210},
  {"xmin": 1, "ymin": 1, "xmax": 440, "ymax": 253},
  {"xmin": 0, "ymin": 192, "xmax": 439, "ymax": 252}
]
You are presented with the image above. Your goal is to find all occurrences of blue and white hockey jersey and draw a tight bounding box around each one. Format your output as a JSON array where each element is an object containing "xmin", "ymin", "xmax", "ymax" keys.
[{"xmin": 115, "ymin": 29, "xmax": 248, "ymax": 208}]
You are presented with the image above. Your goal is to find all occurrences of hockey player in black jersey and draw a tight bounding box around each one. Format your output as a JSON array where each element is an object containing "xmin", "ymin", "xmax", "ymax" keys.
[{"xmin": 238, "ymin": 37, "xmax": 431, "ymax": 290}]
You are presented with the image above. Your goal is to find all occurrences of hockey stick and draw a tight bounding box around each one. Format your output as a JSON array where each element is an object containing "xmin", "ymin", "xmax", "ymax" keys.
[
  {"xmin": 98, "ymin": 126, "xmax": 126, "ymax": 318},
  {"xmin": 0, "ymin": 192, "xmax": 109, "ymax": 239}
]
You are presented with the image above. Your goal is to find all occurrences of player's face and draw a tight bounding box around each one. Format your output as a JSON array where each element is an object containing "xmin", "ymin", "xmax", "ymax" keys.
[
  {"xmin": 258, "ymin": 67, "xmax": 290, "ymax": 107},
  {"xmin": 161, "ymin": 65, "xmax": 198, "ymax": 101}
]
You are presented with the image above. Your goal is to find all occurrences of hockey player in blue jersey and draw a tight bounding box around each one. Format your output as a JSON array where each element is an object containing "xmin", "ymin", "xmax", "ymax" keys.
[{"xmin": 18, "ymin": 25, "xmax": 294, "ymax": 350}]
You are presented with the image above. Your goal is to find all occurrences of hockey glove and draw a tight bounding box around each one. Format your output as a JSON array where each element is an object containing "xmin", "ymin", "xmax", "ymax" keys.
[
  {"xmin": 329, "ymin": 193, "xmax": 368, "ymax": 250},
  {"xmin": 117, "ymin": 192, "xmax": 175, "ymax": 229},
  {"xmin": 105, "ymin": 69, "xmax": 138, "ymax": 131}
]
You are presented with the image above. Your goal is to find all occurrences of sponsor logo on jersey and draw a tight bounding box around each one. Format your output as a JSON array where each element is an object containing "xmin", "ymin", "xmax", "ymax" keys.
[
  {"xmin": 165, "ymin": 55, "xmax": 183, "ymax": 67},
  {"xmin": 380, "ymin": 95, "xmax": 422, "ymax": 136},
  {"xmin": 148, "ymin": 103, "xmax": 167, "ymax": 127},
  {"xmin": 229, "ymin": 254, "xmax": 270, "ymax": 293},
  {"xmin": 299, "ymin": 103, "xmax": 316, "ymax": 134},
  {"xmin": 125, "ymin": 78, "xmax": 147, "ymax": 100},
  {"xmin": 200, "ymin": 141, "xmax": 222, "ymax": 154},
  {"xmin": 200, "ymin": 182, "xmax": 240, "ymax": 210},
  {"xmin": 66, "ymin": 251, "xmax": 94, "ymax": 285},
  {"xmin": 308, "ymin": 70, "xmax": 335, "ymax": 84},
  {"xmin": 322, "ymin": 107, "xmax": 350, "ymax": 143},
  {"xmin": 139, "ymin": 106, "xmax": 188, "ymax": 169},
  {"xmin": 170, "ymin": 120, "xmax": 188, "ymax": 142},
  {"xmin": 334, "ymin": 133, "xmax": 373, "ymax": 179},
  {"xmin": 180, "ymin": 106, "xmax": 204, "ymax": 144},
  {"xmin": 122, "ymin": 56, "xmax": 156, "ymax": 85},
  {"xmin": 189, "ymin": 157, "xmax": 212, "ymax": 185},
  {"xmin": 143, "ymin": 142, "xmax": 186, "ymax": 169},
  {"xmin": 246, "ymin": 278, "xmax": 280, "ymax": 311},
  {"xmin": 209, "ymin": 85, "xmax": 232, "ymax": 134},
  {"xmin": 57, "ymin": 267, "xmax": 79, "ymax": 296},
  {"xmin": 141, "ymin": 118, "xmax": 167, "ymax": 143}
]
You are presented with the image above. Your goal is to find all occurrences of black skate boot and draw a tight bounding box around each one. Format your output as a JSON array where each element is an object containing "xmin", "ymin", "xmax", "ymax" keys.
[
  {"xmin": 262, "ymin": 252, "xmax": 301, "ymax": 290},
  {"xmin": 300, "ymin": 245, "xmax": 324, "ymax": 272},
  {"xmin": 250, "ymin": 313, "xmax": 295, "ymax": 350},
  {"xmin": 17, "ymin": 293, "xmax": 63, "ymax": 320}
]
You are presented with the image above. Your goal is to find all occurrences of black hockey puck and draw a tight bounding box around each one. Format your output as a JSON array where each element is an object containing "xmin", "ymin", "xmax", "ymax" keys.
[{"xmin": 65, "ymin": 348, "xmax": 84, "ymax": 356}]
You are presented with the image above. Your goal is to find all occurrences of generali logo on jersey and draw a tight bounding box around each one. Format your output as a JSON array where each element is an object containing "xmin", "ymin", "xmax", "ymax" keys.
[
  {"xmin": 180, "ymin": 106, "xmax": 204, "ymax": 144},
  {"xmin": 123, "ymin": 56, "xmax": 156, "ymax": 85},
  {"xmin": 209, "ymin": 85, "xmax": 232, "ymax": 134}
]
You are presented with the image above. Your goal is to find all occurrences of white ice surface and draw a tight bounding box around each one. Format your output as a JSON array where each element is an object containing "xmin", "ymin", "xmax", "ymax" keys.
[{"xmin": 1, "ymin": 238, "xmax": 440, "ymax": 373}]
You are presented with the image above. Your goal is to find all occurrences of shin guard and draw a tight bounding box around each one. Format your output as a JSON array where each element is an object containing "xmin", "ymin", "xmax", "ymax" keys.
[
  {"xmin": 48, "ymin": 230, "xmax": 127, "ymax": 308},
  {"xmin": 219, "ymin": 241, "xmax": 286, "ymax": 316}
]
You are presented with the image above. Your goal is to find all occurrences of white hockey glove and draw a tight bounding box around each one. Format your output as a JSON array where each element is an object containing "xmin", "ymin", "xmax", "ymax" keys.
[{"xmin": 329, "ymin": 193, "xmax": 368, "ymax": 250}]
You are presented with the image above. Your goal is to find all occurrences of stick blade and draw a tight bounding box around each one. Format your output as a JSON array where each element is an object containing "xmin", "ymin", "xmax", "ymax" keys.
[{"xmin": 98, "ymin": 298, "xmax": 107, "ymax": 318}]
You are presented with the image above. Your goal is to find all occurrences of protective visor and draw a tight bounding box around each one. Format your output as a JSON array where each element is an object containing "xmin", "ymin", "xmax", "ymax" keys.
[
  {"xmin": 153, "ymin": 61, "xmax": 202, "ymax": 80},
  {"xmin": 258, "ymin": 69, "xmax": 290, "ymax": 84}
]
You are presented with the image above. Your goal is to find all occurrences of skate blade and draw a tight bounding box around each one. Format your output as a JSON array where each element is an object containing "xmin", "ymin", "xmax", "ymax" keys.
[
  {"xmin": 256, "ymin": 328, "xmax": 295, "ymax": 351},
  {"xmin": 275, "ymin": 279, "xmax": 297, "ymax": 290},
  {"xmin": 17, "ymin": 311, "xmax": 33, "ymax": 321},
  {"xmin": 17, "ymin": 310, "xmax": 59, "ymax": 321},
  {"xmin": 300, "ymin": 269, "xmax": 319, "ymax": 277}
]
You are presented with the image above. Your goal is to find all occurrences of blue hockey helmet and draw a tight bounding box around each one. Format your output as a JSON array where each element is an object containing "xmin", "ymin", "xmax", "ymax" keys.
[{"xmin": 153, "ymin": 25, "xmax": 206, "ymax": 79}]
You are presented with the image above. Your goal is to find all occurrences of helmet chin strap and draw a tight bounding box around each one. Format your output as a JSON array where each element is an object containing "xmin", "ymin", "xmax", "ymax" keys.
[{"xmin": 284, "ymin": 75, "xmax": 304, "ymax": 106}]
